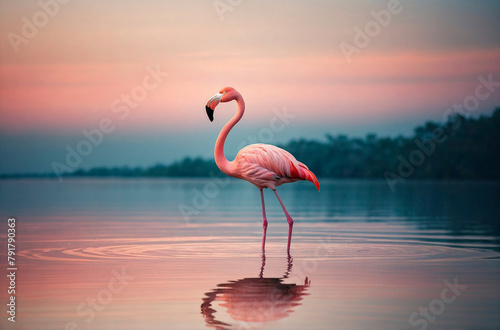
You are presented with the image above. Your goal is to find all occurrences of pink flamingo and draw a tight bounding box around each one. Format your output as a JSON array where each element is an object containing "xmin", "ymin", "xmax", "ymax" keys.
[{"xmin": 205, "ymin": 87, "xmax": 320, "ymax": 253}]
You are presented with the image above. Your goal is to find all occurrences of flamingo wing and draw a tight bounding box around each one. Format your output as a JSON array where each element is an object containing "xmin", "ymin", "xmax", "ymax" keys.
[{"xmin": 234, "ymin": 144, "xmax": 320, "ymax": 190}]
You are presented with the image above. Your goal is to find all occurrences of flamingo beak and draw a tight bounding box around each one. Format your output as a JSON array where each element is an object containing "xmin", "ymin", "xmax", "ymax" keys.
[
  {"xmin": 205, "ymin": 91, "xmax": 225, "ymax": 122},
  {"xmin": 205, "ymin": 106, "xmax": 214, "ymax": 122}
]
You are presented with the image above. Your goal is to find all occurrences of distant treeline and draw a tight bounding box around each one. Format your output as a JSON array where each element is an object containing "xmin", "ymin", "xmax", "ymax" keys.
[
  {"xmin": 70, "ymin": 157, "xmax": 220, "ymax": 178},
  {"xmin": 2, "ymin": 108, "xmax": 499, "ymax": 180},
  {"xmin": 286, "ymin": 108, "xmax": 500, "ymax": 180}
]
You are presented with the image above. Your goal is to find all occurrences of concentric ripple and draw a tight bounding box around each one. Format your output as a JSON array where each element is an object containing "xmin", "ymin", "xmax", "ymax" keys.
[{"xmin": 17, "ymin": 234, "xmax": 500, "ymax": 262}]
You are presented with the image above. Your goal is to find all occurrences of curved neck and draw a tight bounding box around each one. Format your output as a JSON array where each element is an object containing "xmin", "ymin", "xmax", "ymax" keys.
[{"xmin": 214, "ymin": 94, "xmax": 245, "ymax": 176}]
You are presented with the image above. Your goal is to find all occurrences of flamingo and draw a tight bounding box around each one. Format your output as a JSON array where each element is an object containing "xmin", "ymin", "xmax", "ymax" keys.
[{"xmin": 205, "ymin": 87, "xmax": 320, "ymax": 253}]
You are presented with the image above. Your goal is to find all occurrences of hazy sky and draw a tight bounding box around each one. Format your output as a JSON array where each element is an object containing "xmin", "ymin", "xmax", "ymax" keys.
[{"xmin": 1, "ymin": 0, "xmax": 499, "ymax": 174}]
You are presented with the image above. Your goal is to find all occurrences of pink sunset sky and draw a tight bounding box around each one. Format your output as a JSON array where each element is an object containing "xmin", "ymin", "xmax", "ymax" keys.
[{"xmin": 0, "ymin": 0, "xmax": 499, "ymax": 173}]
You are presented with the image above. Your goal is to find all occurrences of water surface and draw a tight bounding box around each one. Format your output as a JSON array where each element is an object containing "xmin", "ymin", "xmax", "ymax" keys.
[{"xmin": 0, "ymin": 178, "xmax": 499, "ymax": 329}]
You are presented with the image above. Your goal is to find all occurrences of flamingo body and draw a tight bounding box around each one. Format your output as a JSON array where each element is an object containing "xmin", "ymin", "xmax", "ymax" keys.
[
  {"xmin": 205, "ymin": 87, "xmax": 319, "ymax": 253},
  {"xmin": 233, "ymin": 143, "xmax": 319, "ymax": 191}
]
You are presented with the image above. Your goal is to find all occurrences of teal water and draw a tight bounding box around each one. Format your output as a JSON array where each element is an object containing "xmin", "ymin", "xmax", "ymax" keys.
[{"xmin": 0, "ymin": 178, "xmax": 499, "ymax": 329}]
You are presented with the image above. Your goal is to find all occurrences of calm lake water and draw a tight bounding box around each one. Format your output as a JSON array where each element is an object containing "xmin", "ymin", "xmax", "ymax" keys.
[{"xmin": 0, "ymin": 178, "xmax": 499, "ymax": 330}]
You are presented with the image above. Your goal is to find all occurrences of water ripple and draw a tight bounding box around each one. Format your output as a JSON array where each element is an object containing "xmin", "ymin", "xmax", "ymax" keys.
[{"xmin": 18, "ymin": 234, "xmax": 500, "ymax": 262}]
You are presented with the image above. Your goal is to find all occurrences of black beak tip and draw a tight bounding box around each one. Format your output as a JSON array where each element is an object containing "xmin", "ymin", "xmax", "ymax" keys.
[{"xmin": 205, "ymin": 106, "xmax": 214, "ymax": 122}]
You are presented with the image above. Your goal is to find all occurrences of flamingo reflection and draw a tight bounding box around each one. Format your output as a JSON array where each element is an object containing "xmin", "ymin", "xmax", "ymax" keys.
[{"xmin": 201, "ymin": 254, "xmax": 310, "ymax": 329}]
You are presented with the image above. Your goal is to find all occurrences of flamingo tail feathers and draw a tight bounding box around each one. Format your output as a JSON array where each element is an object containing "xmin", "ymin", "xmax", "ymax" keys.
[{"xmin": 298, "ymin": 163, "xmax": 320, "ymax": 191}]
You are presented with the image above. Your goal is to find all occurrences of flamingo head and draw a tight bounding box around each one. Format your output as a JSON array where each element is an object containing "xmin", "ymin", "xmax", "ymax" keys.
[{"xmin": 205, "ymin": 87, "xmax": 239, "ymax": 122}]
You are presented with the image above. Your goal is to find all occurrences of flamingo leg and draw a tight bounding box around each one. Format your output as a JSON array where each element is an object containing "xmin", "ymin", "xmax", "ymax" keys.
[
  {"xmin": 260, "ymin": 189, "xmax": 268, "ymax": 252},
  {"xmin": 272, "ymin": 189, "xmax": 293, "ymax": 253}
]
